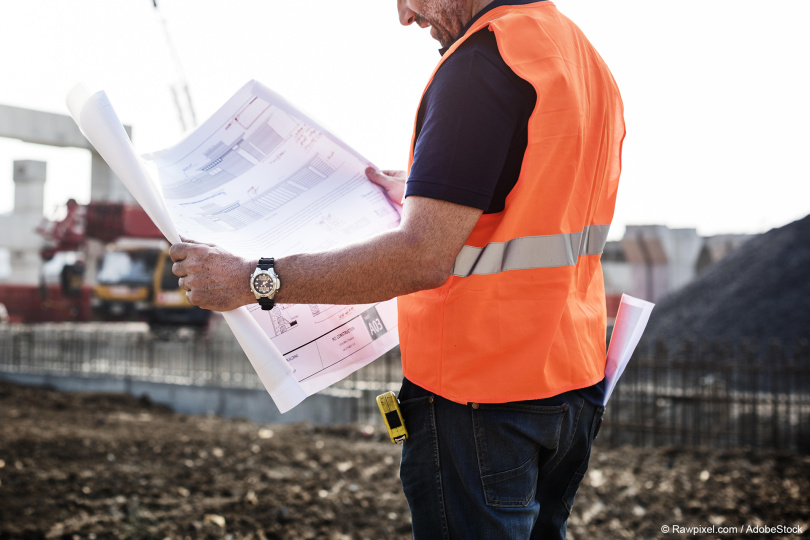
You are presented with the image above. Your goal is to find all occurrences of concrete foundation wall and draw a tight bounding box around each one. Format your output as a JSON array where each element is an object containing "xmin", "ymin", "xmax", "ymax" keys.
[{"xmin": 0, "ymin": 372, "xmax": 358, "ymax": 425}]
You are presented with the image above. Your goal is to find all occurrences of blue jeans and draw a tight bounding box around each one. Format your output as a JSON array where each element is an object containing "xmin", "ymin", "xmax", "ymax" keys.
[{"xmin": 398, "ymin": 378, "xmax": 604, "ymax": 540}]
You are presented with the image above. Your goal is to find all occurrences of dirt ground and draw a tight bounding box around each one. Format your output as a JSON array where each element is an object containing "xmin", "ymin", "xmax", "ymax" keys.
[{"xmin": 1, "ymin": 380, "xmax": 808, "ymax": 540}]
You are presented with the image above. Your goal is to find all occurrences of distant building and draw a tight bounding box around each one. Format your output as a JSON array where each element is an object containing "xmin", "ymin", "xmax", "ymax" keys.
[
  {"xmin": 603, "ymin": 226, "xmax": 754, "ymax": 317},
  {"xmin": 695, "ymin": 234, "xmax": 753, "ymax": 276}
]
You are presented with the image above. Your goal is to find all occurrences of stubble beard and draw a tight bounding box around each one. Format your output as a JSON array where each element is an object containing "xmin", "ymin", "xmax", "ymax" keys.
[{"xmin": 418, "ymin": 0, "xmax": 469, "ymax": 49}]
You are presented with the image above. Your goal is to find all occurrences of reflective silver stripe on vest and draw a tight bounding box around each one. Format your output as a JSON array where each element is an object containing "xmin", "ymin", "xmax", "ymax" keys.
[{"xmin": 451, "ymin": 224, "xmax": 611, "ymax": 277}]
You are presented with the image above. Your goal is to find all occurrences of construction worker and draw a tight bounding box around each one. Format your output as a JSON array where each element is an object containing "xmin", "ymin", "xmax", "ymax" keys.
[{"xmin": 170, "ymin": 0, "xmax": 624, "ymax": 537}]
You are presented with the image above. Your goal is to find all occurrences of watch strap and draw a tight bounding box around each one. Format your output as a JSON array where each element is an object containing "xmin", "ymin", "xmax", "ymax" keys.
[
  {"xmin": 258, "ymin": 296, "xmax": 275, "ymax": 310},
  {"xmin": 258, "ymin": 257, "xmax": 274, "ymax": 270}
]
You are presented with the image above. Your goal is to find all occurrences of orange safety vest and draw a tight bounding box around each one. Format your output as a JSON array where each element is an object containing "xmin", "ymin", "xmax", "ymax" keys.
[{"xmin": 398, "ymin": 2, "xmax": 625, "ymax": 404}]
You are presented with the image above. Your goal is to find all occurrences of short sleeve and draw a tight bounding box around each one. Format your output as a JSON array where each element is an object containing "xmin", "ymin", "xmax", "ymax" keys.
[{"xmin": 405, "ymin": 29, "xmax": 535, "ymax": 212}]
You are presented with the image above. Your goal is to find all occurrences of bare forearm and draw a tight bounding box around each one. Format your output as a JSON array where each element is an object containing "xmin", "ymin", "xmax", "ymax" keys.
[
  {"xmin": 171, "ymin": 196, "xmax": 482, "ymax": 312},
  {"xmin": 273, "ymin": 228, "xmax": 448, "ymax": 306}
]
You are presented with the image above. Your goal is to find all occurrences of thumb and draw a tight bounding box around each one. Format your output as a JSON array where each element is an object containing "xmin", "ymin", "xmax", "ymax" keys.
[
  {"xmin": 366, "ymin": 167, "xmax": 395, "ymax": 188},
  {"xmin": 381, "ymin": 170, "xmax": 406, "ymax": 179}
]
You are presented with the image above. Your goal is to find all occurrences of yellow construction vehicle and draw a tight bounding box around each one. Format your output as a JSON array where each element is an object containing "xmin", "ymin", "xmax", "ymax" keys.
[{"xmin": 37, "ymin": 201, "xmax": 209, "ymax": 327}]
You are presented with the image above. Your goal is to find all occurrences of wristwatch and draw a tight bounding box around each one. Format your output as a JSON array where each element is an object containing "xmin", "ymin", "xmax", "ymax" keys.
[{"xmin": 250, "ymin": 257, "xmax": 281, "ymax": 310}]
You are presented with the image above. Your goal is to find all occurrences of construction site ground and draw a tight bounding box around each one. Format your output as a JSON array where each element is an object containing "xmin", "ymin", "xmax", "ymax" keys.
[{"xmin": 1, "ymin": 380, "xmax": 808, "ymax": 540}]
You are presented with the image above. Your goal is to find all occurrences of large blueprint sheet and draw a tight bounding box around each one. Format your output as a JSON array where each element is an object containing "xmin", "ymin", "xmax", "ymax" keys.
[{"xmin": 67, "ymin": 80, "xmax": 401, "ymax": 413}]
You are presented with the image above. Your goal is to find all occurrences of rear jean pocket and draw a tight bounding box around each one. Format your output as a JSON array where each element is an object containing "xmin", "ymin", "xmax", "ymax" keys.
[{"xmin": 472, "ymin": 402, "xmax": 570, "ymax": 507}]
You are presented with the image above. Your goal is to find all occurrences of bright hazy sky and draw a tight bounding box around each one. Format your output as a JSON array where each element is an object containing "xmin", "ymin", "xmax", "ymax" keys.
[{"xmin": 1, "ymin": 0, "xmax": 808, "ymax": 240}]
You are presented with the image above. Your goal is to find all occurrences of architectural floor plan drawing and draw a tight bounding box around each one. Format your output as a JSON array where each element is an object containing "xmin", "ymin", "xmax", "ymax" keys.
[
  {"xmin": 67, "ymin": 80, "xmax": 402, "ymax": 412},
  {"xmin": 191, "ymin": 154, "xmax": 338, "ymax": 232}
]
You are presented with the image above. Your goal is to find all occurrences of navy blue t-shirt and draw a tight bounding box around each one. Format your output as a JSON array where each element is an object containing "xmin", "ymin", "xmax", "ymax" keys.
[
  {"xmin": 404, "ymin": 0, "xmax": 606, "ymax": 405},
  {"xmin": 406, "ymin": 25, "xmax": 535, "ymax": 213}
]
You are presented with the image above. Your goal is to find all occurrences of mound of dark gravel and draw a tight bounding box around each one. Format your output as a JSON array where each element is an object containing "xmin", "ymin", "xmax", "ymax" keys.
[{"xmin": 642, "ymin": 214, "xmax": 810, "ymax": 349}]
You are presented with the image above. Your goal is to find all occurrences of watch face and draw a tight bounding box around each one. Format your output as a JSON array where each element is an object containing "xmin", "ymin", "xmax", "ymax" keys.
[{"xmin": 253, "ymin": 274, "xmax": 273, "ymax": 294}]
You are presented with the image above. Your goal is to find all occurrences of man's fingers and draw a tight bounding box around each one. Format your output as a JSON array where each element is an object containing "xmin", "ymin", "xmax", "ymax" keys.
[
  {"xmin": 169, "ymin": 242, "xmax": 189, "ymax": 262},
  {"xmin": 170, "ymin": 240, "xmax": 213, "ymax": 262},
  {"xmin": 171, "ymin": 237, "xmax": 215, "ymax": 262},
  {"xmin": 366, "ymin": 167, "xmax": 406, "ymax": 206},
  {"xmin": 172, "ymin": 261, "xmax": 186, "ymax": 277}
]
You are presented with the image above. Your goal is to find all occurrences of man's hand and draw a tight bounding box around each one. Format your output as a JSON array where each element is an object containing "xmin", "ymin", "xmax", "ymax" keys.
[
  {"xmin": 366, "ymin": 168, "xmax": 406, "ymax": 206},
  {"xmin": 169, "ymin": 239, "xmax": 255, "ymax": 312}
]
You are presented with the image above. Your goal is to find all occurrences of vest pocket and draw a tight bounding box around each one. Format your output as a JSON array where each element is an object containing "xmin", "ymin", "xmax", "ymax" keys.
[{"xmin": 472, "ymin": 402, "xmax": 568, "ymax": 507}]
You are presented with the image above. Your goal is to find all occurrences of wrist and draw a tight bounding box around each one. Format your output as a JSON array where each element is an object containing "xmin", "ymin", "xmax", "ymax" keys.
[{"xmin": 243, "ymin": 258, "xmax": 259, "ymax": 307}]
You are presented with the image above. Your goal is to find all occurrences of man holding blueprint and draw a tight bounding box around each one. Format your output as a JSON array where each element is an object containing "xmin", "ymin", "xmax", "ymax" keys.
[{"xmin": 169, "ymin": 1, "xmax": 625, "ymax": 538}]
